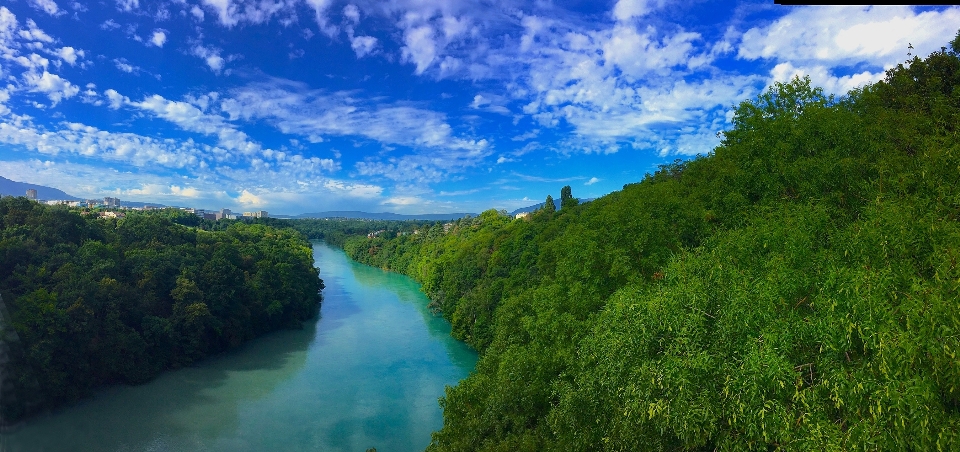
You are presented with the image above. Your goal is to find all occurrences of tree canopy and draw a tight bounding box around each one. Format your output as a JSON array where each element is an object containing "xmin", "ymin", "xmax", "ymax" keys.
[
  {"xmin": 341, "ymin": 36, "xmax": 960, "ymax": 451},
  {"xmin": 0, "ymin": 203, "xmax": 323, "ymax": 423}
]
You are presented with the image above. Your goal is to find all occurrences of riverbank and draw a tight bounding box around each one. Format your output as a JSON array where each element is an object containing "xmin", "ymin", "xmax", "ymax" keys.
[{"xmin": 0, "ymin": 243, "xmax": 475, "ymax": 452}]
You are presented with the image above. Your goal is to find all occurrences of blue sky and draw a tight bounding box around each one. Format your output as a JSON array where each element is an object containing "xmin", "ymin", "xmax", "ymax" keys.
[{"xmin": 0, "ymin": 1, "xmax": 957, "ymax": 214}]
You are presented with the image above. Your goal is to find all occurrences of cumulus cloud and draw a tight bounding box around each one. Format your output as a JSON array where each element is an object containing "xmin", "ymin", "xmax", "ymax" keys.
[
  {"xmin": 19, "ymin": 19, "xmax": 54, "ymax": 43},
  {"xmin": 0, "ymin": 7, "xmax": 17, "ymax": 43},
  {"xmin": 201, "ymin": 0, "xmax": 237, "ymax": 27},
  {"xmin": 769, "ymin": 62, "xmax": 882, "ymax": 96},
  {"xmin": 237, "ymin": 189, "xmax": 264, "ymax": 206},
  {"xmin": 343, "ymin": 4, "xmax": 360, "ymax": 23},
  {"xmin": 150, "ymin": 30, "xmax": 166, "ymax": 47},
  {"xmin": 738, "ymin": 6, "xmax": 960, "ymax": 68},
  {"xmin": 350, "ymin": 35, "xmax": 377, "ymax": 58},
  {"xmin": 57, "ymin": 46, "xmax": 81, "ymax": 65},
  {"xmin": 100, "ymin": 19, "xmax": 120, "ymax": 30},
  {"xmin": 305, "ymin": 0, "xmax": 337, "ymax": 36},
  {"xmin": 190, "ymin": 5, "xmax": 204, "ymax": 20},
  {"xmin": 584, "ymin": 177, "xmax": 600, "ymax": 185},
  {"xmin": 612, "ymin": 0, "xmax": 666, "ymax": 22},
  {"xmin": 103, "ymin": 88, "xmax": 128, "ymax": 109},
  {"xmin": 196, "ymin": 0, "xmax": 319, "ymax": 32},
  {"xmin": 402, "ymin": 25, "xmax": 437, "ymax": 74},
  {"xmin": 23, "ymin": 70, "xmax": 79, "ymax": 105},
  {"xmin": 190, "ymin": 44, "xmax": 225, "ymax": 72},
  {"xmin": 116, "ymin": 0, "xmax": 138, "ymax": 12},
  {"xmin": 28, "ymin": 0, "xmax": 63, "ymax": 16}
]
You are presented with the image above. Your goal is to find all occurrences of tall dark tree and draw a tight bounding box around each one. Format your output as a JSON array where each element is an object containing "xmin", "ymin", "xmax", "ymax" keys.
[
  {"xmin": 559, "ymin": 185, "xmax": 578, "ymax": 210},
  {"xmin": 543, "ymin": 195, "xmax": 556, "ymax": 213}
]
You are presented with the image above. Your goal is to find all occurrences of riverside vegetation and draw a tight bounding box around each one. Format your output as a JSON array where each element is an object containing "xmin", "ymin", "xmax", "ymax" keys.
[
  {"xmin": 341, "ymin": 36, "xmax": 960, "ymax": 450},
  {"xmin": 0, "ymin": 202, "xmax": 323, "ymax": 423}
]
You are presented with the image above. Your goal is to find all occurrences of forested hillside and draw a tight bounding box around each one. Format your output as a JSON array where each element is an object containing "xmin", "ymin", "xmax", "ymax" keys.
[
  {"xmin": 0, "ymin": 201, "xmax": 323, "ymax": 423},
  {"xmin": 344, "ymin": 36, "xmax": 960, "ymax": 450}
]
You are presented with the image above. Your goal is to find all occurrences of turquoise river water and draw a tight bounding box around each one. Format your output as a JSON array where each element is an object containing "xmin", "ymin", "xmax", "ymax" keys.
[{"xmin": 0, "ymin": 242, "xmax": 477, "ymax": 452}]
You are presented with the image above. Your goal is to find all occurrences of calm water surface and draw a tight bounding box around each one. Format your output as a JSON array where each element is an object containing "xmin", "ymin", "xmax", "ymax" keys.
[{"xmin": 0, "ymin": 242, "xmax": 476, "ymax": 452}]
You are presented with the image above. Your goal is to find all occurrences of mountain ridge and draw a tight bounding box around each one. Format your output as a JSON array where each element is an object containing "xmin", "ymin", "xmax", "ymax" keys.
[{"xmin": 0, "ymin": 176, "xmax": 80, "ymax": 201}]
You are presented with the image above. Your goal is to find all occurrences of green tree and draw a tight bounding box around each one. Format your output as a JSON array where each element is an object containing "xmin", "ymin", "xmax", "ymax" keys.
[
  {"xmin": 542, "ymin": 195, "xmax": 556, "ymax": 213},
  {"xmin": 559, "ymin": 185, "xmax": 578, "ymax": 210}
]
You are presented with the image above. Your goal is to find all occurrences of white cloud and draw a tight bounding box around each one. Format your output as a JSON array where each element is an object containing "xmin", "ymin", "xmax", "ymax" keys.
[
  {"xmin": 201, "ymin": 0, "xmax": 237, "ymax": 26},
  {"xmin": 57, "ymin": 46, "xmax": 80, "ymax": 65},
  {"xmin": 612, "ymin": 0, "xmax": 665, "ymax": 22},
  {"xmin": 190, "ymin": 5, "xmax": 205, "ymax": 20},
  {"xmin": 114, "ymin": 59, "xmax": 139, "ymax": 73},
  {"xmin": 305, "ymin": 0, "xmax": 337, "ymax": 36},
  {"xmin": 150, "ymin": 30, "xmax": 166, "ymax": 47},
  {"xmin": 23, "ymin": 70, "xmax": 79, "ymax": 105},
  {"xmin": 350, "ymin": 35, "xmax": 377, "ymax": 58},
  {"xmin": 0, "ymin": 8, "xmax": 17, "ymax": 46},
  {"xmin": 769, "ymin": 62, "xmax": 882, "ymax": 96},
  {"xmin": 190, "ymin": 44, "xmax": 225, "ymax": 72},
  {"xmin": 116, "ymin": 0, "xmax": 139, "ymax": 12},
  {"xmin": 470, "ymin": 93, "xmax": 510, "ymax": 114},
  {"xmin": 194, "ymin": 0, "xmax": 323, "ymax": 31},
  {"xmin": 343, "ymin": 4, "xmax": 360, "ymax": 23},
  {"xmin": 584, "ymin": 177, "xmax": 600, "ymax": 185},
  {"xmin": 103, "ymin": 88, "xmax": 128, "ymax": 109},
  {"xmin": 220, "ymin": 80, "xmax": 485, "ymax": 152},
  {"xmin": 237, "ymin": 189, "xmax": 264, "ymax": 206},
  {"xmin": 0, "ymin": 157, "xmax": 372, "ymax": 214},
  {"xmin": 738, "ymin": 6, "xmax": 960, "ymax": 68},
  {"xmin": 100, "ymin": 19, "xmax": 120, "ymax": 30},
  {"xmin": 602, "ymin": 26, "xmax": 702, "ymax": 78},
  {"xmin": 0, "ymin": 116, "xmax": 204, "ymax": 168},
  {"xmin": 125, "ymin": 91, "xmax": 340, "ymax": 176},
  {"xmin": 402, "ymin": 25, "xmax": 437, "ymax": 74},
  {"xmin": 218, "ymin": 79, "xmax": 491, "ymax": 183},
  {"xmin": 28, "ymin": 0, "xmax": 62, "ymax": 16},
  {"xmin": 134, "ymin": 94, "xmax": 255, "ymax": 150},
  {"xmin": 19, "ymin": 19, "xmax": 54, "ymax": 43}
]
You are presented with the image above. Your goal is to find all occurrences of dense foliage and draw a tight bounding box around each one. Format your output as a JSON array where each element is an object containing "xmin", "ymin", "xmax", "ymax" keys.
[
  {"xmin": 0, "ymin": 203, "xmax": 323, "ymax": 422},
  {"xmin": 195, "ymin": 216, "xmax": 434, "ymax": 249},
  {"xmin": 345, "ymin": 37, "xmax": 960, "ymax": 450}
]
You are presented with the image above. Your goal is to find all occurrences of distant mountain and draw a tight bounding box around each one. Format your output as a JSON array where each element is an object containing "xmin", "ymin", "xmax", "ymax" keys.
[
  {"xmin": 0, "ymin": 176, "xmax": 80, "ymax": 201},
  {"xmin": 119, "ymin": 200, "xmax": 168, "ymax": 209},
  {"xmin": 510, "ymin": 203, "xmax": 545, "ymax": 216},
  {"xmin": 296, "ymin": 211, "xmax": 475, "ymax": 221}
]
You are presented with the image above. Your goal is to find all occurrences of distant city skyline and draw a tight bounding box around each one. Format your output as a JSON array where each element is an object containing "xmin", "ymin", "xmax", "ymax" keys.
[{"xmin": 0, "ymin": 2, "xmax": 957, "ymax": 215}]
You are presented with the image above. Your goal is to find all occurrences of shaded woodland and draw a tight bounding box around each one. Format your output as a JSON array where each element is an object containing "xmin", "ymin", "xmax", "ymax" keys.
[{"xmin": 0, "ymin": 203, "xmax": 323, "ymax": 423}]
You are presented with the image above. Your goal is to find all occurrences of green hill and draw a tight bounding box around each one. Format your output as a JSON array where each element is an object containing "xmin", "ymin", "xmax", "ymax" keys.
[{"xmin": 343, "ymin": 34, "xmax": 960, "ymax": 450}]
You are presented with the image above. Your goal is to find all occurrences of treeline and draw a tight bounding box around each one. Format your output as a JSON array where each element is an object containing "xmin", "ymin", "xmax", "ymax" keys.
[
  {"xmin": 0, "ymin": 201, "xmax": 323, "ymax": 423},
  {"xmin": 345, "ymin": 36, "xmax": 960, "ymax": 450},
  {"xmin": 178, "ymin": 215, "xmax": 434, "ymax": 249}
]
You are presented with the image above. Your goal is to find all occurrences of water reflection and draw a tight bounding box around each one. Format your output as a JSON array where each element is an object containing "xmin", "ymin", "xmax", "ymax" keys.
[{"xmin": 339, "ymin": 251, "xmax": 477, "ymax": 367}]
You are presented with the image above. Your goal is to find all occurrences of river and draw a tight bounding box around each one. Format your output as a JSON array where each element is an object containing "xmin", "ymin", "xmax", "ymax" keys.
[{"xmin": 0, "ymin": 242, "xmax": 477, "ymax": 452}]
